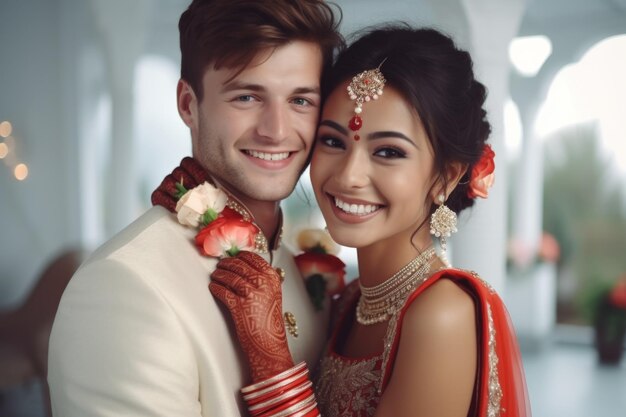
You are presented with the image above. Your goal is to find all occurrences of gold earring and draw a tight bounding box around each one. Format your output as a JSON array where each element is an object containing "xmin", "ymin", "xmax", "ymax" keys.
[{"xmin": 430, "ymin": 194, "xmax": 457, "ymax": 266}]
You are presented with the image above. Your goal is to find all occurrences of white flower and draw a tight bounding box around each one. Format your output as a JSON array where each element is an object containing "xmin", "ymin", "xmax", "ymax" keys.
[
  {"xmin": 296, "ymin": 228, "xmax": 340, "ymax": 255},
  {"xmin": 175, "ymin": 182, "xmax": 228, "ymax": 227}
]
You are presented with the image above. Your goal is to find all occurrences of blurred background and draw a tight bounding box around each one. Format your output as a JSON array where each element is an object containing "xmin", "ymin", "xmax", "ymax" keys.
[{"xmin": 1, "ymin": 0, "xmax": 625, "ymax": 416}]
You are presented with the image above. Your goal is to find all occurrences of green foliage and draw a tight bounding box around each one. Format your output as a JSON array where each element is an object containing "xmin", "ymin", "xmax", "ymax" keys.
[{"xmin": 541, "ymin": 123, "xmax": 626, "ymax": 324}]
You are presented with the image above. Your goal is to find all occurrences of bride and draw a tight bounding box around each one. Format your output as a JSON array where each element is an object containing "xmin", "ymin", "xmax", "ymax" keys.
[{"xmin": 210, "ymin": 25, "xmax": 531, "ymax": 417}]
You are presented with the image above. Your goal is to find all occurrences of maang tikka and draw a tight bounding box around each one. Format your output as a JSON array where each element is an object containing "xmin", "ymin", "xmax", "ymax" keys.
[
  {"xmin": 347, "ymin": 59, "xmax": 387, "ymax": 141},
  {"xmin": 430, "ymin": 194, "xmax": 457, "ymax": 267}
]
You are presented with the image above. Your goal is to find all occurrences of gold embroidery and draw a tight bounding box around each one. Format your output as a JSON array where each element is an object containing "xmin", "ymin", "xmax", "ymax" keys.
[
  {"xmin": 225, "ymin": 199, "xmax": 270, "ymax": 253},
  {"xmin": 316, "ymin": 355, "xmax": 381, "ymax": 417},
  {"xmin": 378, "ymin": 312, "xmax": 398, "ymax": 394},
  {"xmin": 468, "ymin": 270, "xmax": 497, "ymax": 294},
  {"xmin": 378, "ymin": 269, "xmax": 437, "ymax": 393},
  {"xmin": 486, "ymin": 303, "xmax": 503, "ymax": 417},
  {"xmin": 284, "ymin": 311, "xmax": 298, "ymax": 338}
]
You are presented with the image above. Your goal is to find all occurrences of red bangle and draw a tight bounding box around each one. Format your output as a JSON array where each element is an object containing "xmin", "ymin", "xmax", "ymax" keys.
[
  {"xmin": 249, "ymin": 382, "xmax": 312, "ymax": 415},
  {"xmin": 242, "ymin": 362, "xmax": 306, "ymax": 395},
  {"xmin": 257, "ymin": 392, "xmax": 316, "ymax": 417},
  {"xmin": 288, "ymin": 402, "xmax": 319, "ymax": 417},
  {"xmin": 246, "ymin": 372, "xmax": 310, "ymax": 405}
]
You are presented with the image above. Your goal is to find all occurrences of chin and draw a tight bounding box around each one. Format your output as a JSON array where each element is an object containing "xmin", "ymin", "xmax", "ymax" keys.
[{"xmin": 324, "ymin": 224, "xmax": 368, "ymax": 249}]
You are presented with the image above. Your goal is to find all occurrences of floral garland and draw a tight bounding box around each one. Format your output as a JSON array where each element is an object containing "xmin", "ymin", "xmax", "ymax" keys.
[
  {"xmin": 293, "ymin": 229, "xmax": 346, "ymax": 311},
  {"xmin": 174, "ymin": 181, "xmax": 259, "ymax": 258}
]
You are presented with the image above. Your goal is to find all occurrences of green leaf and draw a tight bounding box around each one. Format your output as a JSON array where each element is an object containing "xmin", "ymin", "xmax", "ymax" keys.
[
  {"xmin": 175, "ymin": 182, "xmax": 188, "ymax": 200},
  {"xmin": 201, "ymin": 208, "xmax": 218, "ymax": 226},
  {"xmin": 305, "ymin": 274, "xmax": 327, "ymax": 311},
  {"xmin": 226, "ymin": 246, "xmax": 240, "ymax": 257}
]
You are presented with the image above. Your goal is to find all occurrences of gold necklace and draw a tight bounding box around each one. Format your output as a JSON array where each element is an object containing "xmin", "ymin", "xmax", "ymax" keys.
[{"xmin": 356, "ymin": 248, "xmax": 436, "ymax": 325}]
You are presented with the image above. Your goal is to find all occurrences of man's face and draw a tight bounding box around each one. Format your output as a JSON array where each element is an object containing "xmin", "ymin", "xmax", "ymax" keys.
[{"xmin": 178, "ymin": 41, "xmax": 323, "ymax": 206}]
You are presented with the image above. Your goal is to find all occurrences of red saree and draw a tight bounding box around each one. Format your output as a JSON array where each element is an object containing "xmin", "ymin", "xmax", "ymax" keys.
[{"xmin": 316, "ymin": 268, "xmax": 531, "ymax": 417}]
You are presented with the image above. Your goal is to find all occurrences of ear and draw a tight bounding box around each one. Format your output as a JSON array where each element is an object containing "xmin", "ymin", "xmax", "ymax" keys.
[
  {"xmin": 177, "ymin": 79, "xmax": 198, "ymax": 129},
  {"xmin": 430, "ymin": 161, "xmax": 468, "ymax": 202}
]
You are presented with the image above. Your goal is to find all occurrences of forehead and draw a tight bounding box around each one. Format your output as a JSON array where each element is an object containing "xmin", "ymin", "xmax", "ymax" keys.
[
  {"xmin": 322, "ymin": 82, "xmax": 422, "ymax": 131},
  {"xmin": 205, "ymin": 41, "xmax": 324, "ymax": 91}
]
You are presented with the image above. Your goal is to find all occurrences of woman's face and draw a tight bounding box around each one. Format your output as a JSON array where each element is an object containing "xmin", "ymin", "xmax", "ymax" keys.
[{"xmin": 310, "ymin": 82, "xmax": 438, "ymax": 250}]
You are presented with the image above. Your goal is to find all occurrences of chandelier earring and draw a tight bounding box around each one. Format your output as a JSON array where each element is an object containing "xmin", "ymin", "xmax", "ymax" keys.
[{"xmin": 429, "ymin": 194, "xmax": 457, "ymax": 267}]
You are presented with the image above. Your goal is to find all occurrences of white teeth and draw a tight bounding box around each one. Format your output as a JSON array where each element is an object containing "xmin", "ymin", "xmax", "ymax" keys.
[
  {"xmin": 334, "ymin": 197, "xmax": 380, "ymax": 216},
  {"xmin": 246, "ymin": 150, "xmax": 290, "ymax": 161}
]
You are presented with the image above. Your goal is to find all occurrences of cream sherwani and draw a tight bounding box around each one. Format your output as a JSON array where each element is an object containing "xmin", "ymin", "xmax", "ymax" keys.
[{"xmin": 48, "ymin": 206, "xmax": 329, "ymax": 416}]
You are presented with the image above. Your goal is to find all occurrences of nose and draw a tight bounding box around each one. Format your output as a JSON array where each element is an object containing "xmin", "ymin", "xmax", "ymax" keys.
[
  {"xmin": 256, "ymin": 101, "xmax": 289, "ymax": 143},
  {"xmin": 335, "ymin": 147, "xmax": 369, "ymax": 189}
]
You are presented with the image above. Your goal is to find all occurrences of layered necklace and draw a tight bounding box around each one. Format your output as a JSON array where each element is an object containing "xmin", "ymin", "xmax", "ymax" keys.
[{"xmin": 356, "ymin": 248, "xmax": 437, "ymax": 325}]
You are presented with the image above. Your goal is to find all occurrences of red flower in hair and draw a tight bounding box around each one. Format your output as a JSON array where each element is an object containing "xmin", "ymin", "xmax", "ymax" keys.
[{"xmin": 468, "ymin": 144, "xmax": 495, "ymax": 199}]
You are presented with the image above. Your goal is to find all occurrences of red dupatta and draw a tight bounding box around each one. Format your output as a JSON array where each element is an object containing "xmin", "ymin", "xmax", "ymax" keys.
[{"xmin": 381, "ymin": 268, "xmax": 532, "ymax": 417}]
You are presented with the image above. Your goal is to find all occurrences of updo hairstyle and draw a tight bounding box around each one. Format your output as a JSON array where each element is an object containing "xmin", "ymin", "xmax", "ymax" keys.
[{"xmin": 323, "ymin": 25, "xmax": 491, "ymax": 214}]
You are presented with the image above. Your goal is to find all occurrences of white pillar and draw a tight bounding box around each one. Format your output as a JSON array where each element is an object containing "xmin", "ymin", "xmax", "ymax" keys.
[
  {"xmin": 90, "ymin": 0, "xmax": 152, "ymax": 237},
  {"xmin": 448, "ymin": 0, "xmax": 527, "ymax": 294}
]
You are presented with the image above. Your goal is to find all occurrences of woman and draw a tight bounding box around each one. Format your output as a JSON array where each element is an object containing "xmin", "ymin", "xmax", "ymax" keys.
[{"xmin": 211, "ymin": 26, "xmax": 531, "ymax": 417}]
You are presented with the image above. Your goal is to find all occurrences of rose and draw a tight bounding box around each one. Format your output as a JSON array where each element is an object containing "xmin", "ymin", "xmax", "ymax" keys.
[
  {"xmin": 467, "ymin": 144, "xmax": 496, "ymax": 199},
  {"xmin": 175, "ymin": 182, "xmax": 228, "ymax": 227},
  {"xmin": 195, "ymin": 214, "xmax": 258, "ymax": 257},
  {"xmin": 294, "ymin": 252, "xmax": 346, "ymax": 295},
  {"xmin": 295, "ymin": 251, "xmax": 346, "ymax": 310}
]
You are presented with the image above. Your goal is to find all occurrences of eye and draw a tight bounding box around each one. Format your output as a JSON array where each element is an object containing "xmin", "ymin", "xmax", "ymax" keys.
[
  {"xmin": 374, "ymin": 146, "xmax": 406, "ymax": 159},
  {"xmin": 234, "ymin": 95, "xmax": 256, "ymax": 102},
  {"xmin": 319, "ymin": 135, "xmax": 345, "ymax": 150},
  {"xmin": 291, "ymin": 97, "xmax": 313, "ymax": 107}
]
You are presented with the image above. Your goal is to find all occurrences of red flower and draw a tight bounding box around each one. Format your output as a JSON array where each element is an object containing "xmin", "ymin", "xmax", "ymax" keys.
[
  {"xmin": 195, "ymin": 212, "xmax": 258, "ymax": 257},
  {"xmin": 468, "ymin": 144, "xmax": 496, "ymax": 199},
  {"xmin": 294, "ymin": 252, "xmax": 346, "ymax": 297},
  {"xmin": 538, "ymin": 232, "xmax": 560, "ymax": 263},
  {"xmin": 609, "ymin": 278, "xmax": 626, "ymax": 309}
]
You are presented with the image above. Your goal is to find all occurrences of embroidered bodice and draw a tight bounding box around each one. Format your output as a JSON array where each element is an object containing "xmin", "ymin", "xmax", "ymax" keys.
[
  {"xmin": 316, "ymin": 352, "xmax": 383, "ymax": 417},
  {"xmin": 315, "ymin": 282, "xmax": 393, "ymax": 417},
  {"xmin": 314, "ymin": 269, "xmax": 532, "ymax": 417}
]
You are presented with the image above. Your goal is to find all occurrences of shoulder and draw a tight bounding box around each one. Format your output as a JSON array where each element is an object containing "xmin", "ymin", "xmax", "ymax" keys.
[
  {"xmin": 402, "ymin": 277, "xmax": 477, "ymax": 336},
  {"xmin": 86, "ymin": 206, "xmax": 183, "ymax": 264}
]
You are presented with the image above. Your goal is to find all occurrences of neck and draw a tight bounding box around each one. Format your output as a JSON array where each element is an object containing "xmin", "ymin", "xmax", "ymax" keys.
[
  {"xmin": 244, "ymin": 198, "xmax": 281, "ymax": 246},
  {"xmin": 222, "ymin": 184, "xmax": 281, "ymax": 246},
  {"xmin": 357, "ymin": 233, "xmax": 435, "ymax": 288},
  {"xmin": 203, "ymin": 170, "xmax": 282, "ymax": 247}
]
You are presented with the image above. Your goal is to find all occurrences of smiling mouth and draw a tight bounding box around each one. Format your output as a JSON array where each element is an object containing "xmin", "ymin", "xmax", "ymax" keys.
[
  {"xmin": 333, "ymin": 196, "xmax": 383, "ymax": 216},
  {"xmin": 244, "ymin": 150, "xmax": 291, "ymax": 161}
]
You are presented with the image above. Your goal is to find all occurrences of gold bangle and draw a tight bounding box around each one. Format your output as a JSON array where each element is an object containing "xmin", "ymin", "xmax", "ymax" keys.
[
  {"xmin": 241, "ymin": 362, "xmax": 307, "ymax": 394},
  {"xmin": 243, "ymin": 368, "xmax": 308, "ymax": 401},
  {"xmin": 265, "ymin": 394, "xmax": 316, "ymax": 417},
  {"xmin": 248, "ymin": 381, "xmax": 312, "ymax": 413}
]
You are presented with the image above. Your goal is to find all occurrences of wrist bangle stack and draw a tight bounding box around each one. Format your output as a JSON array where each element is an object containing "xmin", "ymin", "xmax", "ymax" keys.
[{"xmin": 241, "ymin": 362, "xmax": 320, "ymax": 417}]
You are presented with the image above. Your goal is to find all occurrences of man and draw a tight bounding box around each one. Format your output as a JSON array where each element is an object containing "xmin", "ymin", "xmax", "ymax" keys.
[{"xmin": 48, "ymin": 1, "xmax": 343, "ymax": 415}]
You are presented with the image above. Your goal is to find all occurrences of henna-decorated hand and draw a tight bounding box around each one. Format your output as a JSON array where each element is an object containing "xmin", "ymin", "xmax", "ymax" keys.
[{"xmin": 209, "ymin": 251, "xmax": 294, "ymax": 382}]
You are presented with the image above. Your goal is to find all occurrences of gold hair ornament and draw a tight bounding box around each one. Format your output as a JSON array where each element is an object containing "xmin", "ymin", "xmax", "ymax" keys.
[{"xmin": 347, "ymin": 59, "xmax": 387, "ymax": 141}]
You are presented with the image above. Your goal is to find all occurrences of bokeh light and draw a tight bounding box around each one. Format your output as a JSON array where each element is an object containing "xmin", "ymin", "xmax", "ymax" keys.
[
  {"xmin": 14, "ymin": 163, "xmax": 28, "ymax": 180},
  {"xmin": 0, "ymin": 143, "xmax": 8, "ymax": 159},
  {"xmin": 0, "ymin": 121, "xmax": 12, "ymax": 138}
]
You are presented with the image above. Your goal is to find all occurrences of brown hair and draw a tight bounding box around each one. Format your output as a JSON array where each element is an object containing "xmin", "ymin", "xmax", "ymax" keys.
[{"xmin": 179, "ymin": 0, "xmax": 344, "ymax": 101}]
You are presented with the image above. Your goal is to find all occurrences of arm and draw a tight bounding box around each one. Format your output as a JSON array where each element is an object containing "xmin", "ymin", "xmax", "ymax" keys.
[
  {"xmin": 375, "ymin": 278, "xmax": 478, "ymax": 417},
  {"xmin": 48, "ymin": 259, "xmax": 202, "ymax": 416}
]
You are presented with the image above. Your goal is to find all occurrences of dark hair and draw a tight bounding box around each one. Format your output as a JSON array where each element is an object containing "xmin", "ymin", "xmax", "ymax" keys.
[
  {"xmin": 179, "ymin": 0, "xmax": 344, "ymax": 101},
  {"xmin": 324, "ymin": 25, "xmax": 491, "ymax": 214}
]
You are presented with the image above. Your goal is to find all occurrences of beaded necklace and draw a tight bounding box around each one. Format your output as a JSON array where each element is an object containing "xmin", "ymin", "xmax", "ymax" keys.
[{"xmin": 356, "ymin": 248, "xmax": 436, "ymax": 325}]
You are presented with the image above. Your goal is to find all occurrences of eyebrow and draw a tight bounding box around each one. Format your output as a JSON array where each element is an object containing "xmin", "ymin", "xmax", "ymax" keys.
[
  {"xmin": 221, "ymin": 81, "xmax": 320, "ymax": 96},
  {"xmin": 319, "ymin": 120, "xmax": 417, "ymax": 148}
]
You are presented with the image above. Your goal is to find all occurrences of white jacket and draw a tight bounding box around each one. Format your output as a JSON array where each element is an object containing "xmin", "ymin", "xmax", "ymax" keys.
[{"xmin": 48, "ymin": 206, "xmax": 329, "ymax": 416}]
